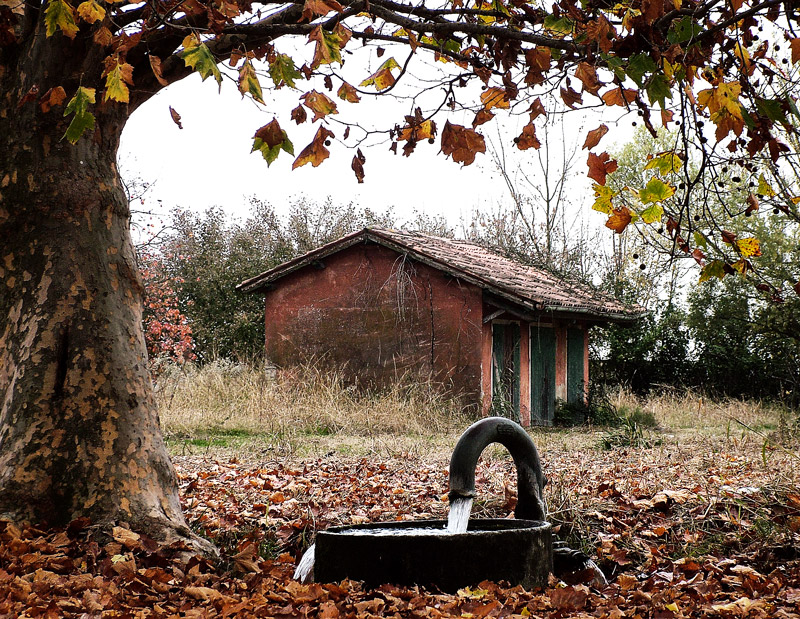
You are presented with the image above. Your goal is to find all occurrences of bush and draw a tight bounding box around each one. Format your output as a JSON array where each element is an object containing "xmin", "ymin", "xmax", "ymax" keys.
[{"xmin": 553, "ymin": 381, "xmax": 619, "ymax": 427}]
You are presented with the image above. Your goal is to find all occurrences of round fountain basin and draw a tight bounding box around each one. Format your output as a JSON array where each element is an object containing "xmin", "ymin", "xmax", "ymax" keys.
[{"xmin": 314, "ymin": 519, "xmax": 552, "ymax": 592}]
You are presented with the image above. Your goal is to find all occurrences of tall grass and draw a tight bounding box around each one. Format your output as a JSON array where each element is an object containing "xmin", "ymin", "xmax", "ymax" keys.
[
  {"xmin": 609, "ymin": 386, "xmax": 792, "ymax": 433},
  {"xmin": 155, "ymin": 360, "xmax": 472, "ymax": 444}
]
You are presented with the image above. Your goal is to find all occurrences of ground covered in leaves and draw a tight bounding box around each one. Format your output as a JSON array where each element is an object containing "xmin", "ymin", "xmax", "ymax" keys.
[{"xmin": 1, "ymin": 433, "xmax": 799, "ymax": 618}]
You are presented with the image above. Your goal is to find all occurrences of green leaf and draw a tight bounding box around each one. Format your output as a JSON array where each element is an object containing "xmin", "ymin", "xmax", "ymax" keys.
[
  {"xmin": 269, "ymin": 54, "xmax": 303, "ymax": 89},
  {"xmin": 639, "ymin": 203, "xmax": 664, "ymax": 224},
  {"xmin": 644, "ymin": 151, "xmax": 682, "ymax": 175},
  {"xmin": 667, "ymin": 17, "xmax": 701, "ymax": 44},
  {"xmin": 693, "ymin": 231, "xmax": 708, "ymax": 249},
  {"xmin": 543, "ymin": 15, "xmax": 574, "ymax": 38},
  {"xmin": 626, "ymin": 53, "xmax": 656, "ymax": 87},
  {"xmin": 238, "ymin": 60, "xmax": 265, "ymax": 104},
  {"xmin": 755, "ymin": 97, "xmax": 788, "ymax": 124},
  {"xmin": 181, "ymin": 35, "xmax": 222, "ymax": 89},
  {"xmin": 698, "ymin": 260, "xmax": 726, "ymax": 283},
  {"xmin": 646, "ymin": 74, "xmax": 672, "ymax": 108},
  {"xmin": 45, "ymin": 0, "xmax": 79, "ymax": 38},
  {"xmin": 63, "ymin": 86, "xmax": 96, "ymax": 143},
  {"xmin": 252, "ymin": 119, "xmax": 294, "ymax": 167},
  {"xmin": 602, "ymin": 55, "xmax": 626, "ymax": 81},
  {"xmin": 639, "ymin": 177, "xmax": 675, "ymax": 204}
]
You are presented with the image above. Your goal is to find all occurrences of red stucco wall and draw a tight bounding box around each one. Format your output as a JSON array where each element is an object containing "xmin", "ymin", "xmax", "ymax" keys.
[{"xmin": 262, "ymin": 243, "xmax": 485, "ymax": 407}]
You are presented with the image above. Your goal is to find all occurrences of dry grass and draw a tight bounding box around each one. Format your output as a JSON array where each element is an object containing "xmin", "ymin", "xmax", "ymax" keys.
[
  {"xmin": 609, "ymin": 385, "xmax": 793, "ymax": 435},
  {"xmin": 155, "ymin": 360, "xmax": 472, "ymax": 457},
  {"xmin": 155, "ymin": 361, "xmax": 798, "ymax": 459}
]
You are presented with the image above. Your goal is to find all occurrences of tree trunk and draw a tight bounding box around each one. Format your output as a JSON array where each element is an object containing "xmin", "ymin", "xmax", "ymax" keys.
[{"xmin": 0, "ymin": 33, "xmax": 212, "ymax": 553}]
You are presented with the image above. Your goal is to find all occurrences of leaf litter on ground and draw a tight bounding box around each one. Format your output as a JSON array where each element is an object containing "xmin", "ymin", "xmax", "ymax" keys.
[{"xmin": 1, "ymin": 433, "xmax": 799, "ymax": 617}]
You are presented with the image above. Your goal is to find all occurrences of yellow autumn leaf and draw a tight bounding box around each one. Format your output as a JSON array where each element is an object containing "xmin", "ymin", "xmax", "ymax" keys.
[
  {"xmin": 736, "ymin": 237, "xmax": 761, "ymax": 257},
  {"xmin": 757, "ymin": 174, "xmax": 776, "ymax": 198},
  {"xmin": 45, "ymin": 0, "xmax": 79, "ymax": 39},
  {"xmin": 359, "ymin": 57, "xmax": 400, "ymax": 91},
  {"xmin": 480, "ymin": 87, "xmax": 510, "ymax": 110},
  {"xmin": 644, "ymin": 151, "xmax": 682, "ymax": 175},
  {"xmin": 301, "ymin": 90, "xmax": 338, "ymax": 122},
  {"xmin": 102, "ymin": 56, "xmax": 134, "ymax": 103},
  {"xmin": 697, "ymin": 81, "xmax": 742, "ymax": 119},
  {"xmin": 591, "ymin": 183, "xmax": 614, "ymax": 214},
  {"xmin": 76, "ymin": 0, "xmax": 104, "ymax": 23},
  {"xmin": 399, "ymin": 120, "xmax": 435, "ymax": 141},
  {"xmin": 337, "ymin": 82, "xmax": 360, "ymax": 103},
  {"xmin": 238, "ymin": 60, "xmax": 264, "ymax": 104},
  {"xmin": 732, "ymin": 259, "xmax": 751, "ymax": 274}
]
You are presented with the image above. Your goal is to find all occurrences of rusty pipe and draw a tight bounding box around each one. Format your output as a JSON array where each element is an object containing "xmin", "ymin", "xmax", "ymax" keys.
[{"xmin": 448, "ymin": 417, "xmax": 548, "ymax": 521}]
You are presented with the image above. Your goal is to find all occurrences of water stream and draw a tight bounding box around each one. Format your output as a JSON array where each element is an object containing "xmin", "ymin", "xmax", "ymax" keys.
[
  {"xmin": 446, "ymin": 496, "xmax": 473, "ymax": 533},
  {"xmin": 293, "ymin": 543, "xmax": 316, "ymax": 583},
  {"xmin": 293, "ymin": 496, "xmax": 474, "ymax": 582}
]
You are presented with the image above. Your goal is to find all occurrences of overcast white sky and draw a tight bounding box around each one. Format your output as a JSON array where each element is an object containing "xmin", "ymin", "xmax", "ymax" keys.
[{"xmin": 118, "ymin": 59, "xmax": 638, "ymax": 234}]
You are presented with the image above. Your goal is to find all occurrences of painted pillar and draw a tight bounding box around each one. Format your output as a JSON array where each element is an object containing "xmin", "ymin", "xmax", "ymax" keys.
[
  {"xmin": 518, "ymin": 321, "xmax": 531, "ymax": 427},
  {"xmin": 583, "ymin": 326, "xmax": 590, "ymax": 404},
  {"xmin": 555, "ymin": 323, "xmax": 567, "ymax": 401},
  {"xmin": 481, "ymin": 320, "xmax": 493, "ymax": 416}
]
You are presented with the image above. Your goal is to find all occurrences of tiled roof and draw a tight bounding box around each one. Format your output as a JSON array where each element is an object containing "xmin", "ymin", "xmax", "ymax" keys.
[{"xmin": 238, "ymin": 227, "xmax": 645, "ymax": 322}]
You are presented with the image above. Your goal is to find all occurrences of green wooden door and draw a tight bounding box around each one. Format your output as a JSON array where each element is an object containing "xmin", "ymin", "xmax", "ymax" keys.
[
  {"xmin": 567, "ymin": 328, "xmax": 585, "ymax": 404},
  {"xmin": 491, "ymin": 323, "xmax": 520, "ymax": 421},
  {"xmin": 530, "ymin": 326, "xmax": 556, "ymax": 424}
]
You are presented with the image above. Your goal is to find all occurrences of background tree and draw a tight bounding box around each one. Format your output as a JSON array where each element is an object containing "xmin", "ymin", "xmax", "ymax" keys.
[
  {"xmin": 155, "ymin": 199, "xmax": 392, "ymax": 361},
  {"xmin": 139, "ymin": 252, "xmax": 197, "ymax": 366},
  {"xmin": 472, "ymin": 120, "xmax": 606, "ymax": 283},
  {"xmin": 1, "ymin": 0, "xmax": 798, "ymax": 545}
]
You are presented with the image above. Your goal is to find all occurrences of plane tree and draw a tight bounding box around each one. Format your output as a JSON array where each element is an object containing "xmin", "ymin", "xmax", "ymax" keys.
[{"xmin": 0, "ymin": 0, "xmax": 798, "ymax": 548}]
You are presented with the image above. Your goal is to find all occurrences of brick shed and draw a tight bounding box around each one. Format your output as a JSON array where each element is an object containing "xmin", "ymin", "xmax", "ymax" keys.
[{"xmin": 237, "ymin": 228, "xmax": 644, "ymax": 425}]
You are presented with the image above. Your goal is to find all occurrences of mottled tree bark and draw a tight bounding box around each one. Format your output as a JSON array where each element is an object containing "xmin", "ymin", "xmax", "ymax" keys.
[{"xmin": 0, "ymin": 27, "xmax": 212, "ymax": 552}]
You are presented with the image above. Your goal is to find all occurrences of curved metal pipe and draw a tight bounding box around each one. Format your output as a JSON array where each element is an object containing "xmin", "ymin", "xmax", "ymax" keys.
[{"xmin": 448, "ymin": 417, "xmax": 548, "ymax": 521}]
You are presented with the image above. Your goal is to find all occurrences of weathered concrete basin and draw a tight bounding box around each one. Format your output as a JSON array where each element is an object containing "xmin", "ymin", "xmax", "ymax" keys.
[{"xmin": 314, "ymin": 518, "xmax": 552, "ymax": 592}]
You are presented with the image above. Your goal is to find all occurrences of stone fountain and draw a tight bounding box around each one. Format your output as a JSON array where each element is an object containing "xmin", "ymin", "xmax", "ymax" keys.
[{"xmin": 299, "ymin": 417, "xmax": 560, "ymax": 592}]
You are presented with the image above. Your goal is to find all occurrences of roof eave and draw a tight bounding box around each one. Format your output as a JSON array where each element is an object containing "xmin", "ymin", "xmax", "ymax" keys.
[
  {"xmin": 540, "ymin": 303, "xmax": 647, "ymax": 323},
  {"xmin": 236, "ymin": 230, "xmax": 370, "ymax": 294}
]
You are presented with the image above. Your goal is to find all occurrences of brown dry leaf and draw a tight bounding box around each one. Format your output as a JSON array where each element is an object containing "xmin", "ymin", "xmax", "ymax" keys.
[
  {"xmin": 516, "ymin": 122, "xmax": 540, "ymax": 150},
  {"xmin": 560, "ymin": 86, "xmax": 583, "ymax": 109},
  {"xmin": 480, "ymin": 87, "xmax": 509, "ymax": 111},
  {"xmin": 169, "ymin": 106, "xmax": 182, "ymax": 129},
  {"xmin": 301, "ymin": 90, "xmax": 338, "ymax": 122},
  {"xmin": 292, "ymin": 125, "xmax": 334, "ymax": 169},
  {"xmin": 337, "ymin": 82, "xmax": 360, "ymax": 103},
  {"xmin": 472, "ymin": 109, "xmax": 494, "ymax": 128},
  {"xmin": 112, "ymin": 526, "xmax": 141, "ymax": 549},
  {"xmin": 605, "ymin": 206, "xmax": 632, "ymax": 233},
  {"xmin": 602, "ymin": 87, "xmax": 638, "ymax": 107},
  {"xmin": 582, "ymin": 124, "xmax": 608, "ymax": 150},
  {"xmin": 587, "ymin": 151, "xmax": 618, "ymax": 185},
  {"xmin": 351, "ymin": 149, "xmax": 365, "ymax": 183},
  {"xmin": 39, "ymin": 86, "xmax": 67, "ymax": 113},
  {"xmin": 440, "ymin": 121, "xmax": 485, "ymax": 166},
  {"xmin": 254, "ymin": 119, "xmax": 285, "ymax": 149},
  {"xmin": 185, "ymin": 586, "xmax": 224, "ymax": 601},
  {"xmin": 301, "ymin": 0, "xmax": 344, "ymax": 22},
  {"xmin": 149, "ymin": 55, "xmax": 169, "ymax": 87},
  {"xmin": 575, "ymin": 62, "xmax": 603, "ymax": 95},
  {"xmin": 290, "ymin": 104, "xmax": 308, "ymax": 124},
  {"xmin": 790, "ymin": 37, "xmax": 800, "ymax": 64},
  {"xmin": 319, "ymin": 600, "xmax": 340, "ymax": 618},
  {"xmin": 550, "ymin": 585, "xmax": 589, "ymax": 611}
]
